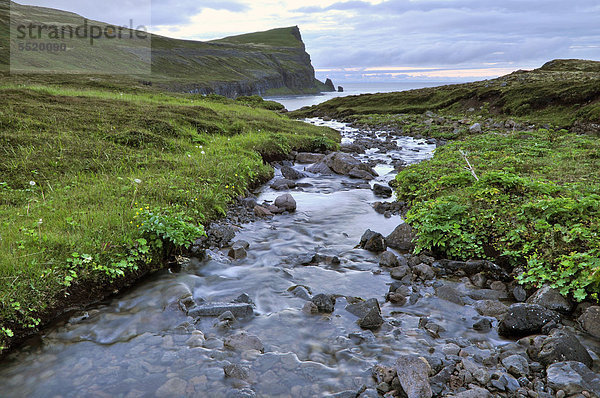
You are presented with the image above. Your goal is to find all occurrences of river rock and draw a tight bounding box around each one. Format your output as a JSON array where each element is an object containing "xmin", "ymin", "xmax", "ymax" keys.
[
  {"xmin": 512, "ymin": 285, "xmax": 527, "ymax": 302},
  {"xmin": 470, "ymin": 123, "xmax": 482, "ymax": 133},
  {"xmin": 274, "ymin": 193, "xmax": 297, "ymax": 212},
  {"xmin": 578, "ymin": 306, "xmax": 600, "ymax": 338},
  {"xmin": 359, "ymin": 307, "xmax": 384, "ymax": 330},
  {"xmin": 454, "ymin": 387, "xmax": 491, "ymax": 398},
  {"xmin": 254, "ymin": 205, "xmax": 273, "ymax": 217},
  {"xmin": 379, "ymin": 251, "xmax": 400, "ymax": 268},
  {"xmin": 385, "ymin": 223, "xmax": 415, "ymax": 251},
  {"xmin": 348, "ymin": 167, "xmax": 375, "ymax": 180},
  {"xmin": 188, "ymin": 302, "xmax": 254, "ymax": 318},
  {"xmin": 413, "ymin": 263, "xmax": 435, "ymax": 281},
  {"xmin": 345, "ymin": 298, "xmax": 380, "ymax": 318},
  {"xmin": 547, "ymin": 361, "xmax": 600, "ymax": 396},
  {"xmin": 534, "ymin": 328, "xmax": 592, "ymax": 368},
  {"xmin": 270, "ymin": 178, "xmax": 296, "ymax": 191},
  {"xmin": 156, "ymin": 377, "xmax": 188, "ymax": 398},
  {"xmin": 501, "ymin": 354, "xmax": 529, "ymax": 377},
  {"xmin": 306, "ymin": 162, "xmax": 334, "ymax": 175},
  {"xmin": 224, "ymin": 364, "xmax": 250, "ymax": 380},
  {"xmin": 311, "ymin": 293, "xmax": 336, "ymax": 313},
  {"xmin": 228, "ymin": 240, "xmax": 249, "ymax": 260},
  {"xmin": 280, "ymin": 165, "xmax": 306, "ymax": 180},
  {"xmin": 498, "ymin": 303, "xmax": 560, "ymax": 337},
  {"xmin": 527, "ymin": 286, "xmax": 573, "ymax": 314},
  {"xmin": 474, "ymin": 300, "xmax": 509, "ymax": 318},
  {"xmin": 296, "ymin": 152, "xmax": 325, "ymax": 163},
  {"xmin": 372, "ymin": 184, "xmax": 393, "ymax": 198},
  {"xmin": 394, "ymin": 355, "xmax": 433, "ymax": 398},
  {"xmin": 324, "ymin": 152, "xmax": 362, "ymax": 175},
  {"xmin": 360, "ymin": 229, "xmax": 387, "ymax": 252},
  {"xmin": 224, "ymin": 332, "xmax": 265, "ymax": 353}
]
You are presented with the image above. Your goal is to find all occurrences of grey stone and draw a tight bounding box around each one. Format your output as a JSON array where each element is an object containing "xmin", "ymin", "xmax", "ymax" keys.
[
  {"xmin": 473, "ymin": 317, "xmax": 493, "ymax": 332},
  {"xmin": 498, "ymin": 303, "xmax": 560, "ymax": 337},
  {"xmin": 348, "ymin": 167, "xmax": 375, "ymax": 180},
  {"xmin": 414, "ymin": 263, "xmax": 435, "ymax": 281},
  {"xmin": 324, "ymin": 152, "xmax": 370, "ymax": 175},
  {"xmin": 306, "ymin": 162, "xmax": 334, "ymax": 175},
  {"xmin": 345, "ymin": 298, "xmax": 380, "ymax": 318},
  {"xmin": 385, "ymin": 223, "xmax": 415, "ymax": 251},
  {"xmin": 359, "ymin": 307, "xmax": 384, "ymax": 330},
  {"xmin": 188, "ymin": 302, "xmax": 254, "ymax": 318},
  {"xmin": 360, "ymin": 229, "xmax": 386, "ymax": 252},
  {"xmin": 290, "ymin": 286, "xmax": 311, "ymax": 300},
  {"xmin": 280, "ymin": 165, "xmax": 306, "ymax": 180},
  {"xmin": 513, "ymin": 285, "xmax": 528, "ymax": 302},
  {"xmin": 390, "ymin": 265, "xmax": 410, "ymax": 280},
  {"xmin": 373, "ymin": 184, "xmax": 393, "ymax": 198},
  {"xmin": 547, "ymin": 361, "xmax": 600, "ymax": 396},
  {"xmin": 454, "ymin": 387, "xmax": 491, "ymax": 398},
  {"xmin": 395, "ymin": 355, "xmax": 432, "ymax": 398},
  {"xmin": 228, "ymin": 240, "xmax": 249, "ymax": 259},
  {"xmin": 470, "ymin": 123, "xmax": 482, "ymax": 133},
  {"xmin": 435, "ymin": 285, "xmax": 464, "ymax": 305},
  {"xmin": 274, "ymin": 193, "xmax": 297, "ymax": 212},
  {"xmin": 270, "ymin": 178, "xmax": 296, "ymax": 191},
  {"xmin": 311, "ymin": 293, "xmax": 336, "ymax": 313},
  {"xmin": 232, "ymin": 293, "xmax": 254, "ymax": 305},
  {"xmin": 535, "ymin": 328, "xmax": 592, "ymax": 368},
  {"xmin": 578, "ymin": 306, "xmax": 600, "ymax": 338},
  {"xmin": 254, "ymin": 205, "xmax": 273, "ymax": 217},
  {"xmin": 527, "ymin": 286, "xmax": 573, "ymax": 314},
  {"xmin": 441, "ymin": 343, "xmax": 461, "ymax": 356},
  {"xmin": 224, "ymin": 364, "xmax": 250, "ymax": 380},
  {"xmin": 502, "ymin": 354, "xmax": 530, "ymax": 377},
  {"xmin": 296, "ymin": 152, "xmax": 325, "ymax": 163},
  {"xmin": 474, "ymin": 300, "xmax": 509, "ymax": 318},
  {"xmin": 156, "ymin": 377, "xmax": 187, "ymax": 398},
  {"xmin": 379, "ymin": 251, "xmax": 400, "ymax": 268},
  {"xmin": 224, "ymin": 332, "xmax": 264, "ymax": 353}
]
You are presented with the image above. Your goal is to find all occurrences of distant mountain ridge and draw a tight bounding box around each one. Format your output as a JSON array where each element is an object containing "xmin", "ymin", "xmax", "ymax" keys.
[{"xmin": 0, "ymin": 1, "xmax": 333, "ymax": 97}]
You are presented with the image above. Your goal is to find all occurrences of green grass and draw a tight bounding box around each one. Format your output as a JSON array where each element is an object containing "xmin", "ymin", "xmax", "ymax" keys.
[
  {"xmin": 395, "ymin": 127, "xmax": 600, "ymax": 302},
  {"xmin": 0, "ymin": 75, "xmax": 339, "ymax": 353},
  {"xmin": 291, "ymin": 59, "xmax": 600, "ymax": 127},
  {"xmin": 211, "ymin": 26, "xmax": 304, "ymax": 48}
]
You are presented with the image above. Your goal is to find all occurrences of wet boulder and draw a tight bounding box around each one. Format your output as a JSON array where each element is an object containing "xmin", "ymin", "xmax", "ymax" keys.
[
  {"xmin": 348, "ymin": 167, "xmax": 375, "ymax": 180},
  {"xmin": 394, "ymin": 355, "xmax": 433, "ymax": 398},
  {"xmin": 547, "ymin": 361, "xmax": 600, "ymax": 396},
  {"xmin": 280, "ymin": 165, "xmax": 306, "ymax": 180},
  {"xmin": 274, "ymin": 193, "xmax": 297, "ymax": 212},
  {"xmin": 498, "ymin": 303, "xmax": 560, "ymax": 338},
  {"xmin": 526, "ymin": 286, "xmax": 573, "ymax": 314},
  {"xmin": 372, "ymin": 184, "xmax": 393, "ymax": 198},
  {"xmin": 228, "ymin": 240, "xmax": 249, "ymax": 260},
  {"xmin": 224, "ymin": 332, "xmax": 264, "ymax": 353},
  {"xmin": 270, "ymin": 178, "xmax": 296, "ymax": 191},
  {"xmin": 578, "ymin": 306, "xmax": 600, "ymax": 338},
  {"xmin": 534, "ymin": 328, "xmax": 593, "ymax": 368},
  {"xmin": 305, "ymin": 162, "xmax": 333, "ymax": 175},
  {"xmin": 324, "ymin": 152, "xmax": 362, "ymax": 175},
  {"xmin": 311, "ymin": 293, "xmax": 336, "ymax": 313},
  {"xmin": 188, "ymin": 302, "xmax": 254, "ymax": 318},
  {"xmin": 296, "ymin": 152, "xmax": 325, "ymax": 164},
  {"xmin": 385, "ymin": 223, "xmax": 415, "ymax": 251},
  {"xmin": 254, "ymin": 205, "xmax": 273, "ymax": 217},
  {"xmin": 360, "ymin": 229, "xmax": 387, "ymax": 252},
  {"xmin": 379, "ymin": 251, "xmax": 400, "ymax": 268}
]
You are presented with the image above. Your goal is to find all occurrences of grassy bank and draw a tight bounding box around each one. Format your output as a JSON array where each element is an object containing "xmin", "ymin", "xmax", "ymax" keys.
[
  {"xmin": 0, "ymin": 75, "xmax": 338, "ymax": 353},
  {"xmin": 291, "ymin": 59, "xmax": 600, "ymax": 302}
]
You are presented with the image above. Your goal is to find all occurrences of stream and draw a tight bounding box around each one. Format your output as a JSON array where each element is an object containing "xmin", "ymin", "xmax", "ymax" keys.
[{"xmin": 1, "ymin": 119, "xmax": 598, "ymax": 398}]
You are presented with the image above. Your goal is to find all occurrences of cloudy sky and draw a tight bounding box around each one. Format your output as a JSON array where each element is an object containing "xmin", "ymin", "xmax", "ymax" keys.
[{"xmin": 18, "ymin": 0, "xmax": 600, "ymax": 82}]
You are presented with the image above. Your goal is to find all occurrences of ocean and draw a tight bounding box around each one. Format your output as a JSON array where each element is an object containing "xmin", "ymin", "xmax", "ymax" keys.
[{"xmin": 263, "ymin": 81, "xmax": 452, "ymax": 111}]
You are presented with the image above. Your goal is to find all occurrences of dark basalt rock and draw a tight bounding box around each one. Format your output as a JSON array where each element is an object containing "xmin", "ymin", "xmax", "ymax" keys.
[{"xmin": 498, "ymin": 303, "xmax": 560, "ymax": 337}]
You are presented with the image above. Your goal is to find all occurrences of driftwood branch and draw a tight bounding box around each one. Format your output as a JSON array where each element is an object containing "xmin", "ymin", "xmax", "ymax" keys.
[{"xmin": 459, "ymin": 150, "xmax": 479, "ymax": 181}]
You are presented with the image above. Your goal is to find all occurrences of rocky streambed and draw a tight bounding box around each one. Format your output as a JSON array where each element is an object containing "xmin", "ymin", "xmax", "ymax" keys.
[{"xmin": 1, "ymin": 119, "xmax": 599, "ymax": 398}]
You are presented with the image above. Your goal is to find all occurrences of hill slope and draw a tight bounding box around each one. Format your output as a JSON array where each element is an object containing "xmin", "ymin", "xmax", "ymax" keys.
[
  {"xmin": 292, "ymin": 59, "xmax": 600, "ymax": 128},
  {"xmin": 0, "ymin": 1, "xmax": 331, "ymax": 96}
]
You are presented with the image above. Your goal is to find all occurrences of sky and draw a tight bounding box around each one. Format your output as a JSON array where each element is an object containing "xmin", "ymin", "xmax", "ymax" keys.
[{"xmin": 17, "ymin": 0, "xmax": 600, "ymax": 82}]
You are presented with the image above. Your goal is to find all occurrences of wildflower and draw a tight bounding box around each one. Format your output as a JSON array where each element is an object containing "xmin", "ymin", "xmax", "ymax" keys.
[
  {"xmin": 225, "ymin": 185, "xmax": 229, "ymax": 189},
  {"xmin": 201, "ymin": 151, "xmax": 205, "ymax": 155},
  {"xmin": 29, "ymin": 181, "xmax": 36, "ymax": 186},
  {"xmin": 133, "ymin": 179, "xmax": 142, "ymax": 184}
]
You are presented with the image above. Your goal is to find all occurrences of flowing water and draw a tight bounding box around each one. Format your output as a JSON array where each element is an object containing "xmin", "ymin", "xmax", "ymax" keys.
[{"xmin": 0, "ymin": 119, "xmax": 597, "ymax": 397}]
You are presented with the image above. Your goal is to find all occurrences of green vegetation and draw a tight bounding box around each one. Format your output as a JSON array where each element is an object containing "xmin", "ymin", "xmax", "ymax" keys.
[
  {"xmin": 0, "ymin": 2, "xmax": 327, "ymax": 93},
  {"xmin": 0, "ymin": 74, "xmax": 338, "ymax": 353},
  {"xmin": 395, "ymin": 128, "xmax": 600, "ymax": 301},
  {"xmin": 294, "ymin": 59, "xmax": 600, "ymax": 302},
  {"xmin": 292, "ymin": 59, "xmax": 600, "ymax": 127}
]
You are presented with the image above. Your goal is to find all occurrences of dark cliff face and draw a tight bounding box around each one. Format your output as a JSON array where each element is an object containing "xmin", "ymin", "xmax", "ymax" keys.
[{"xmin": 152, "ymin": 26, "xmax": 325, "ymax": 97}]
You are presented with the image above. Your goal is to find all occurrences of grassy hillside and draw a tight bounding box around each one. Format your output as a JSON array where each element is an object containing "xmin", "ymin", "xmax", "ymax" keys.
[
  {"xmin": 292, "ymin": 59, "xmax": 600, "ymax": 302},
  {"xmin": 0, "ymin": 74, "xmax": 338, "ymax": 354},
  {"xmin": 292, "ymin": 59, "xmax": 600, "ymax": 127},
  {"xmin": 1, "ymin": 1, "xmax": 328, "ymax": 95}
]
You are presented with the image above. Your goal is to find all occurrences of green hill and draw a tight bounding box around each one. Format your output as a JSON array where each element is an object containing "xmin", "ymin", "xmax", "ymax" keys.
[
  {"xmin": 0, "ymin": 1, "xmax": 331, "ymax": 96},
  {"xmin": 292, "ymin": 59, "xmax": 600, "ymax": 127}
]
